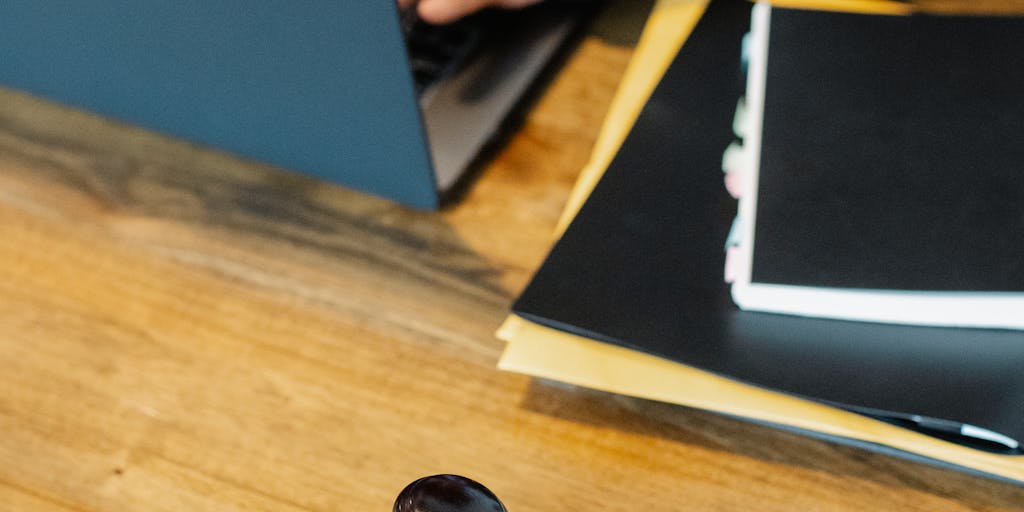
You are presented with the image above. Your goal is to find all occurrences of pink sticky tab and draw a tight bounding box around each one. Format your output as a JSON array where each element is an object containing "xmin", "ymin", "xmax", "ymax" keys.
[
  {"xmin": 724, "ymin": 170, "xmax": 748, "ymax": 199},
  {"xmin": 724, "ymin": 246, "xmax": 741, "ymax": 283}
]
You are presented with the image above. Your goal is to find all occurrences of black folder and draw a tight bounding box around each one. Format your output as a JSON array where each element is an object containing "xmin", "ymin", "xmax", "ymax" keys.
[
  {"xmin": 727, "ymin": 2, "xmax": 1024, "ymax": 330},
  {"xmin": 512, "ymin": 0, "xmax": 1024, "ymax": 472}
]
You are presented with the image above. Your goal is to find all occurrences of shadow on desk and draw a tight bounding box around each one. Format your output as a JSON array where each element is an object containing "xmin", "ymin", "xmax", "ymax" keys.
[{"xmin": 519, "ymin": 379, "xmax": 1024, "ymax": 507}]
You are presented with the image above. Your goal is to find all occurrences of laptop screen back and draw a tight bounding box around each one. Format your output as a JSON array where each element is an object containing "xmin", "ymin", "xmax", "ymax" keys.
[{"xmin": 0, "ymin": 1, "xmax": 439, "ymax": 208}]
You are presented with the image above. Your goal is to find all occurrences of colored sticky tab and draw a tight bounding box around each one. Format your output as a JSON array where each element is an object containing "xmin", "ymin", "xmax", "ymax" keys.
[
  {"xmin": 721, "ymin": 141, "xmax": 746, "ymax": 174},
  {"xmin": 725, "ymin": 215, "xmax": 743, "ymax": 248},
  {"xmin": 724, "ymin": 245, "xmax": 742, "ymax": 283},
  {"xmin": 732, "ymin": 97, "xmax": 748, "ymax": 138},
  {"xmin": 724, "ymin": 170, "xmax": 749, "ymax": 199}
]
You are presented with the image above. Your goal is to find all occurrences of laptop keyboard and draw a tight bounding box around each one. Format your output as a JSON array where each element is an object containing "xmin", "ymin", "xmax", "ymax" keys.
[{"xmin": 401, "ymin": 8, "xmax": 484, "ymax": 94}]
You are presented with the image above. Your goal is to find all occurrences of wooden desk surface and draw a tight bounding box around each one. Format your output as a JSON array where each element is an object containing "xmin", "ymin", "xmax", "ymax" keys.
[{"xmin": 1, "ymin": 3, "xmax": 1022, "ymax": 510}]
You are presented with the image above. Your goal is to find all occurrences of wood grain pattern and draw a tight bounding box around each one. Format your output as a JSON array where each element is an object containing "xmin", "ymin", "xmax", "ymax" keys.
[
  {"xmin": 0, "ymin": 2, "xmax": 1022, "ymax": 510},
  {"xmin": 911, "ymin": 0, "xmax": 1024, "ymax": 14}
]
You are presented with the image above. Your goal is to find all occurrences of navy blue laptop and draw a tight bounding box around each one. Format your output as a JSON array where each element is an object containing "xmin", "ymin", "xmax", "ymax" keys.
[{"xmin": 0, "ymin": 1, "xmax": 582, "ymax": 208}]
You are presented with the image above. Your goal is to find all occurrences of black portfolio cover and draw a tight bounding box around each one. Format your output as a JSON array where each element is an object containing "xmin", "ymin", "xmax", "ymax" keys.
[
  {"xmin": 513, "ymin": 0, "xmax": 1024, "ymax": 453},
  {"xmin": 752, "ymin": 8, "xmax": 1024, "ymax": 291}
]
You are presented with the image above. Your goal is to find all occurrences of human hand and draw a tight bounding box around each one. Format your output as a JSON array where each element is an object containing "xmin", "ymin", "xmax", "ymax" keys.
[{"xmin": 398, "ymin": 0, "xmax": 544, "ymax": 24}]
